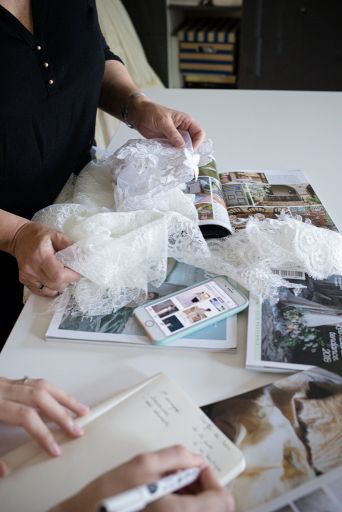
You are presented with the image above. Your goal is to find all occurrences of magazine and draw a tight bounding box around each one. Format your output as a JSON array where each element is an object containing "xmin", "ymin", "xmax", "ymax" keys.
[
  {"xmin": 246, "ymin": 275, "xmax": 342, "ymax": 373},
  {"xmin": 0, "ymin": 373, "xmax": 245, "ymax": 512},
  {"xmin": 190, "ymin": 167, "xmax": 338, "ymax": 239},
  {"xmin": 202, "ymin": 366, "xmax": 342, "ymax": 512},
  {"xmin": 227, "ymin": 168, "xmax": 342, "ymax": 372},
  {"xmin": 46, "ymin": 261, "xmax": 238, "ymax": 351}
]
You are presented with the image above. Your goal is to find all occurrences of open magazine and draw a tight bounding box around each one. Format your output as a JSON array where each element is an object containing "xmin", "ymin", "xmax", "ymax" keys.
[
  {"xmin": 46, "ymin": 261, "xmax": 238, "ymax": 351},
  {"xmin": 202, "ymin": 366, "xmax": 342, "ymax": 512},
  {"xmin": 228, "ymin": 169, "xmax": 342, "ymax": 372},
  {"xmin": 189, "ymin": 167, "xmax": 338, "ymax": 240}
]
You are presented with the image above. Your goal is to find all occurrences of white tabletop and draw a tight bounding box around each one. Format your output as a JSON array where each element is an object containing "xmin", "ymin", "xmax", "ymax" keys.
[{"xmin": 1, "ymin": 88, "xmax": 342, "ymax": 454}]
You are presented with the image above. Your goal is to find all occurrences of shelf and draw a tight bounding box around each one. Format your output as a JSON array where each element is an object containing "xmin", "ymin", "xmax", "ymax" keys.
[
  {"xmin": 122, "ymin": 0, "xmax": 241, "ymax": 88},
  {"xmin": 169, "ymin": 4, "xmax": 242, "ymax": 17}
]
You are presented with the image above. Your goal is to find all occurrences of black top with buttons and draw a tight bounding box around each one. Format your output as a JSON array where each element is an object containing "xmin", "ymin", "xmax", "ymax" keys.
[{"xmin": 0, "ymin": 0, "xmax": 122, "ymax": 220}]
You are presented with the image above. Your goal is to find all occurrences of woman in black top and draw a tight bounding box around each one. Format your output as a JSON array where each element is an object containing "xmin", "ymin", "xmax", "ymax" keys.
[{"xmin": 0, "ymin": 0, "xmax": 205, "ymax": 347}]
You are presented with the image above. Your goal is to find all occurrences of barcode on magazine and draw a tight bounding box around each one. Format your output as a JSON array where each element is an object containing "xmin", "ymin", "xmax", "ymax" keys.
[{"xmin": 272, "ymin": 269, "xmax": 306, "ymax": 280}]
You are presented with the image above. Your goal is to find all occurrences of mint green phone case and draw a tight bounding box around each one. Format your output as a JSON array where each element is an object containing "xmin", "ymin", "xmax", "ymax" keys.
[{"xmin": 134, "ymin": 277, "xmax": 249, "ymax": 346}]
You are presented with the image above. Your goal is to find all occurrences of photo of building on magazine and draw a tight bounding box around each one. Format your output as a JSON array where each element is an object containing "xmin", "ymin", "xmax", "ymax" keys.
[
  {"xmin": 202, "ymin": 367, "xmax": 342, "ymax": 512},
  {"xmin": 187, "ymin": 167, "xmax": 338, "ymax": 239},
  {"xmin": 221, "ymin": 169, "xmax": 337, "ymax": 232}
]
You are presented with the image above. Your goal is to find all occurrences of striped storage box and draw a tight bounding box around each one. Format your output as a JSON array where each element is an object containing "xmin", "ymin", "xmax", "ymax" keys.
[{"xmin": 178, "ymin": 19, "xmax": 238, "ymax": 81}]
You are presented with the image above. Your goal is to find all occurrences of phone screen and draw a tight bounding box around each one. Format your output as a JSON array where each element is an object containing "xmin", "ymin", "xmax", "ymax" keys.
[{"xmin": 144, "ymin": 280, "xmax": 238, "ymax": 337}]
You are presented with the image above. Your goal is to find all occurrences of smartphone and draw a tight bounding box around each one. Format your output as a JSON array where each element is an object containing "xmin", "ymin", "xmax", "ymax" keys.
[{"xmin": 133, "ymin": 276, "xmax": 248, "ymax": 346}]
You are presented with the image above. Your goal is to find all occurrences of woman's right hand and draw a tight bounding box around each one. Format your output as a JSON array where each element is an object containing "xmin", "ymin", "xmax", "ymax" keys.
[
  {"xmin": 51, "ymin": 445, "xmax": 235, "ymax": 512},
  {"xmin": 10, "ymin": 220, "xmax": 80, "ymax": 297}
]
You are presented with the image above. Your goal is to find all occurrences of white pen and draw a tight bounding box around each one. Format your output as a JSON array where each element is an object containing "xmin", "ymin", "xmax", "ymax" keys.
[{"xmin": 98, "ymin": 466, "xmax": 201, "ymax": 512}]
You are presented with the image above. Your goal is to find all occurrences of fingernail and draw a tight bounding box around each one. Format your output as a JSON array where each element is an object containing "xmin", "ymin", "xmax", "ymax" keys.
[
  {"xmin": 70, "ymin": 422, "xmax": 84, "ymax": 436},
  {"xmin": 76, "ymin": 403, "xmax": 89, "ymax": 415},
  {"xmin": 49, "ymin": 442, "xmax": 62, "ymax": 457}
]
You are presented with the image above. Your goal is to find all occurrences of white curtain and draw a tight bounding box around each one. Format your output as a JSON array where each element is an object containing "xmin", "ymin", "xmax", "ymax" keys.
[{"xmin": 95, "ymin": 0, "xmax": 164, "ymax": 148}]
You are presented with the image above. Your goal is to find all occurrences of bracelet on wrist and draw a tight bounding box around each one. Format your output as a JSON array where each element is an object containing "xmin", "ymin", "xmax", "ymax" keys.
[{"xmin": 121, "ymin": 91, "xmax": 146, "ymax": 128}]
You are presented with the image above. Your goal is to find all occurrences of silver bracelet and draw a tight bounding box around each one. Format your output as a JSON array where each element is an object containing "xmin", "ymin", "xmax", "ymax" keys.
[{"xmin": 121, "ymin": 91, "xmax": 146, "ymax": 128}]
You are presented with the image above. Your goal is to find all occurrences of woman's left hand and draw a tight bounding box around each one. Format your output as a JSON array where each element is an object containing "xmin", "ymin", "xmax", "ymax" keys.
[{"xmin": 129, "ymin": 96, "xmax": 205, "ymax": 150}]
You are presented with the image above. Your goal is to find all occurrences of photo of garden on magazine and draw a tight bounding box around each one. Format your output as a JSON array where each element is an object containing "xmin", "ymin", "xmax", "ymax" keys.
[
  {"xmin": 246, "ymin": 274, "xmax": 342, "ymax": 374},
  {"xmin": 46, "ymin": 261, "xmax": 237, "ymax": 351},
  {"xmin": 202, "ymin": 367, "xmax": 342, "ymax": 512}
]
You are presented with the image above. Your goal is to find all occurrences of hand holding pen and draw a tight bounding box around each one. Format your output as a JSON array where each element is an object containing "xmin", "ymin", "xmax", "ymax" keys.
[{"xmin": 50, "ymin": 446, "xmax": 235, "ymax": 512}]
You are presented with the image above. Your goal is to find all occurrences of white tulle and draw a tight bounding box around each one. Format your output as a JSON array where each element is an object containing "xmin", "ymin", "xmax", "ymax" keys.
[{"xmin": 33, "ymin": 139, "xmax": 342, "ymax": 315}]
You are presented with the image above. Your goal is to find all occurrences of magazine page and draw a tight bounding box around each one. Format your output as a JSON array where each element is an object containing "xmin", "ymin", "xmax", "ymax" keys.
[
  {"xmin": 186, "ymin": 159, "xmax": 233, "ymax": 238},
  {"xmin": 246, "ymin": 275, "xmax": 342, "ymax": 373},
  {"xmin": 202, "ymin": 367, "xmax": 342, "ymax": 512},
  {"xmin": 218, "ymin": 169, "xmax": 338, "ymax": 234},
  {"xmin": 46, "ymin": 261, "xmax": 237, "ymax": 351},
  {"xmin": 0, "ymin": 373, "xmax": 245, "ymax": 512},
  {"xmin": 249, "ymin": 466, "xmax": 342, "ymax": 512}
]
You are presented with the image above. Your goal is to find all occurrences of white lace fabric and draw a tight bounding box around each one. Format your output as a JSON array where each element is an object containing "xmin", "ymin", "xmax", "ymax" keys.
[{"xmin": 33, "ymin": 139, "xmax": 342, "ymax": 315}]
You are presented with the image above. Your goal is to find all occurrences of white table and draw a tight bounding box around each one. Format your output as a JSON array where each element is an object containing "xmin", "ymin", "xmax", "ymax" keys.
[{"xmin": 1, "ymin": 88, "xmax": 342, "ymax": 455}]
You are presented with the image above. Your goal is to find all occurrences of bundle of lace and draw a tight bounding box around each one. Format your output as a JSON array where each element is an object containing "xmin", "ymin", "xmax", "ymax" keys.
[
  {"xmin": 33, "ymin": 138, "xmax": 342, "ymax": 315},
  {"xmin": 35, "ymin": 205, "xmax": 209, "ymax": 315},
  {"xmin": 33, "ymin": 137, "xmax": 204, "ymax": 315},
  {"xmin": 195, "ymin": 214, "xmax": 342, "ymax": 303}
]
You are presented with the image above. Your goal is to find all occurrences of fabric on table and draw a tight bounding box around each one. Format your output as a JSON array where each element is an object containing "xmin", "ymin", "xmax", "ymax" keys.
[{"xmin": 33, "ymin": 140, "xmax": 342, "ymax": 316}]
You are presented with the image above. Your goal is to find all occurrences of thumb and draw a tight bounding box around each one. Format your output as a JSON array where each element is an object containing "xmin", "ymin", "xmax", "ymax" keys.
[
  {"xmin": 0, "ymin": 460, "xmax": 9, "ymax": 478},
  {"xmin": 51, "ymin": 231, "xmax": 75, "ymax": 252},
  {"xmin": 198, "ymin": 466, "xmax": 223, "ymax": 492}
]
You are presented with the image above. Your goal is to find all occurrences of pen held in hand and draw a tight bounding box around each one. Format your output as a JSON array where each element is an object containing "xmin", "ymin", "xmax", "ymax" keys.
[{"xmin": 98, "ymin": 466, "xmax": 201, "ymax": 512}]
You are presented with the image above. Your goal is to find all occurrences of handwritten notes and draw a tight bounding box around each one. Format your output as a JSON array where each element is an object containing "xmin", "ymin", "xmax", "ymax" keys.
[{"xmin": 143, "ymin": 383, "xmax": 239, "ymax": 476}]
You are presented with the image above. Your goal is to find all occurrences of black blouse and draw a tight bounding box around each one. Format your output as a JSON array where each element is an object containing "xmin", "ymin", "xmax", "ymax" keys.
[{"xmin": 0, "ymin": 0, "xmax": 122, "ymax": 219}]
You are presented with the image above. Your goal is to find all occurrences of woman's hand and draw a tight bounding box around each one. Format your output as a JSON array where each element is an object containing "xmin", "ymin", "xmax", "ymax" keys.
[
  {"xmin": 0, "ymin": 377, "xmax": 89, "ymax": 476},
  {"xmin": 51, "ymin": 445, "xmax": 235, "ymax": 512},
  {"xmin": 100, "ymin": 60, "xmax": 205, "ymax": 150},
  {"xmin": 10, "ymin": 221, "xmax": 80, "ymax": 297},
  {"xmin": 148, "ymin": 465, "xmax": 235, "ymax": 512},
  {"xmin": 129, "ymin": 96, "xmax": 205, "ymax": 150}
]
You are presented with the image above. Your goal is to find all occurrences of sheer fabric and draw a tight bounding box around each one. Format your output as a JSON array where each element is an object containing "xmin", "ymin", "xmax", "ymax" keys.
[{"xmin": 34, "ymin": 140, "xmax": 342, "ymax": 315}]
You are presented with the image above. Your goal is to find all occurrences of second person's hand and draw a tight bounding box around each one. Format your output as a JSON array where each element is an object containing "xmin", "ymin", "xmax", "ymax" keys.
[
  {"xmin": 50, "ymin": 445, "xmax": 235, "ymax": 512},
  {"xmin": 0, "ymin": 377, "xmax": 89, "ymax": 477}
]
